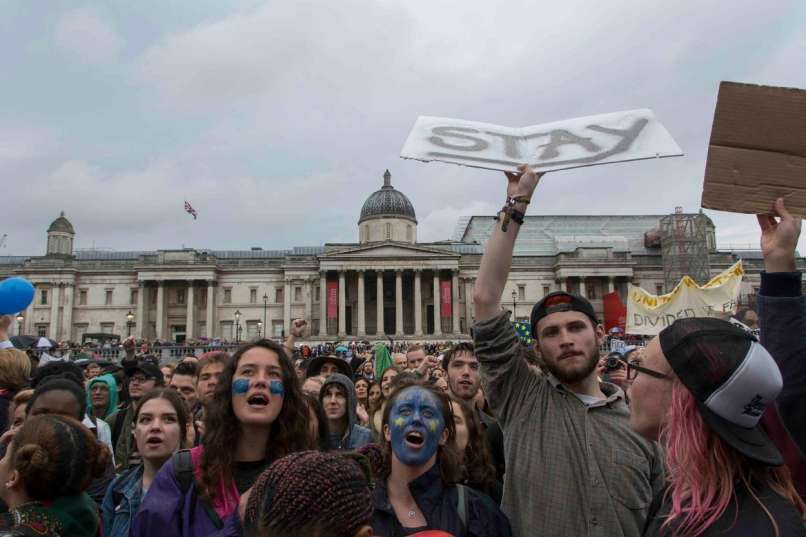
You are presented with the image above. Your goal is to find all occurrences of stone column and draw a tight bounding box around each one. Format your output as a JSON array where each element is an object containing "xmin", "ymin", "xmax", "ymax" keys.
[
  {"xmin": 49, "ymin": 284, "xmax": 60, "ymax": 339},
  {"xmin": 607, "ymin": 277, "xmax": 615, "ymax": 294},
  {"xmin": 395, "ymin": 270, "xmax": 404, "ymax": 336},
  {"xmin": 559, "ymin": 278, "xmax": 567, "ymax": 292},
  {"xmin": 357, "ymin": 270, "xmax": 366, "ymax": 336},
  {"xmin": 207, "ymin": 281, "xmax": 217, "ymax": 338},
  {"xmin": 338, "ymin": 271, "xmax": 347, "ymax": 336},
  {"xmin": 451, "ymin": 271, "xmax": 460, "ymax": 334},
  {"xmin": 156, "ymin": 281, "xmax": 165, "ymax": 341},
  {"xmin": 23, "ymin": 299, "xmax": 34, "ymax": 335},
  {"xmin": 319, "ymin": 271, "xmax": 328, "ymax": 336},
  {"xmin": 136, "ymin": 282, "xmax": 146, "ymax": 339},
  {"xmin": 186, "ymin": 281, "xmax": 195, "ymax": 340},
  {"xmin": 305, "ymin": 278, "xmax": 313, "ymax": 324},
  {"xmin": 414, "ymin": 269, "xmax": 423, "ymax": 336},
  {"xmin": 464, "ymin": 278, "xmax": 474, "ymax": 334},
  {"xmin": 62, "ymin": 284, "xmax": 74, "ymax": 341},
  {"xmin": 432, "ymin": 272, "xmax": 442, "ymax": 336},
  {"xmin": 376, "ymin": 271, "xmax": 385, "ymax": 336},
  {"xmin": 283, "ymin": 279, "xmax": 292, "ymax": 337},
  {"xmin": 579, "ymin": 278, "xmax": 587, "ymax": 298}
]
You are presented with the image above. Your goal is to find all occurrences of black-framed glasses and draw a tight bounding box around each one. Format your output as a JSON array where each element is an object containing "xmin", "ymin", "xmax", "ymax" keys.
[{"xmin": 626, "ymin": 360, "xmax": 670, "ymax": 381}]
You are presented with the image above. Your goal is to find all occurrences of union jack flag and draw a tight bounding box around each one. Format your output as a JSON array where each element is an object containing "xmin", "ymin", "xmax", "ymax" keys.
[{"xmin": 184, "ymin": 200, "xmax": 197, "ymax": 220}]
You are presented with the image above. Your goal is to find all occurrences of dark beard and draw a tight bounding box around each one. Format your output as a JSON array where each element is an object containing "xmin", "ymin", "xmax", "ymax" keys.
[{"xmin": 544, "ymin": 349, "xmax": 599, "ymax": 385}]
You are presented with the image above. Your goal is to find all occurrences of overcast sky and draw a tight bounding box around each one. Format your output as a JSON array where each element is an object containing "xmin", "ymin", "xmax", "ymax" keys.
[{"xmin": 2, "ymin": 0, "xmax": 805, "ymax": 256}]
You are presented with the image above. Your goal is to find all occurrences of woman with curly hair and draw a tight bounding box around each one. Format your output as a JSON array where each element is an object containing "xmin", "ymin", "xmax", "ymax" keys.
[
  {"xmin": 448, "ymin": 397, "xmax": 502, "ymax": 505},
  {"xmin": 360, "ymin": 379, "xmax": 512, "ymax": 537},
  {"xmin": 132, "ymin": 339, "xmax": 315, "ymax": 537},
  {"xmin": 0, "ymin": 415, "xmax": 110, "ymax": 537}
]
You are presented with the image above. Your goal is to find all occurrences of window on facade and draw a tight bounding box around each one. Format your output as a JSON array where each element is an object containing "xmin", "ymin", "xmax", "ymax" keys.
[
  {"xmin": 73, "ymin": 323, "xmax": 88, "ymax": 341},
  {"xmin": 79, "ymin": 289, "xmax": 87, "ymax": 305},
  {"xmin": 543, "ymin": 285, "xmax": 550, "ymax": 297},
  {"xmin": 275, "ymin": 288, "xmax": 284, "ymax": 303},
  {"xmin": 250, "ymin": 289, "xmax": 257, "ymax": 304},
  {"xmin": 246, "ymin": 321, "xmax": 259, "ymax": 339},
  {"xmin": 588, "ymin": 283, "xmax": 597, "ymax": 300},
  {"xmin": 385, "ymin": 223, "xmax": 391, "ymax": 240},
  {"xmin": 200, "ymin": 292, "xmax": 207, "ymax": 307},
  {"xmin": 36, "ymin": 325, "xmax": 47, "ymax": 337},
  {"xmin": 223, "ymin": 288, "xmax": 232, "ymax": 304},
  {"xmin": 105, "ymin": 290, "xmax": 113, "ymax": 306},
  {"xmin": 294, "ymin": 287, "xmax": 302, "ymax": 302},
  {"xmin": 221, "ymin": 321, "xmax": 234, "ymax": 340},
  {"xmin": 130, "ymin": 289, "xmax": 138, "ymax": 305},
  {"xmin": 656, "ymin": 284, "xmax": 664, "ymax": 295},
  {"xmin": 315, "ymin": 286, "xmax": 320, "ymax": 302},
  {"xmin": 40, "ymin": 290, "xmax": 48, "ymax": 305},
  {"xmin": 272, "ymin": 320, "xmax": 284, "ymax": 338},
  {"xmin": 407, "ymin": 225, "xmax": 413, "ymax": 242},
  {"xmin": 518, "ymin": 285, "xmax": 526, "ymax": 301},
  {"xmin": 100, "ymin": 322, "xmax": 114, "ymax": 334},
  {"xmin": 176, "ymin": 289, "xmax": 185, "ymax": 305},
  {"xmin": 311, "ymin": 319, "xmax": 320, "ymax": 334}
]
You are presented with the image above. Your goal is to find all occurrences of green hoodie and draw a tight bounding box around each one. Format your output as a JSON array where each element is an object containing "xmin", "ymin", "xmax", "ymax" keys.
[
  {"xmin": 87, "ymin": 373, "xmax": 118, "ymax": 419},
  {"xmin": 0, "ymin": 493, "xmax": 98, "ymax": 537}
]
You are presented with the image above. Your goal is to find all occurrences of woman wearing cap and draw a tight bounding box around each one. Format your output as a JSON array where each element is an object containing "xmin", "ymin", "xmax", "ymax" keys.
[
  {"xmin": 629, "ymin": 319, "xmax": 806, "ymax": 536},
  {"xmin": 362, "ymin": 378, "xmax": 511, "ymax": 537},
  {"xmin": 132, "ymin": 339, "xmax": 315, "ymax": 537}
]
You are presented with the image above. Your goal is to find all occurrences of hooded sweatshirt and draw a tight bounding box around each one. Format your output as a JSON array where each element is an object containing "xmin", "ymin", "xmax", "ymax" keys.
[
  {"xmin": 87, "ymin": 373, "xmax": 118, "ymax": 419},
  {"xmin": 319, "ymin": 373, "xmax": 373, "ymax": 451}
]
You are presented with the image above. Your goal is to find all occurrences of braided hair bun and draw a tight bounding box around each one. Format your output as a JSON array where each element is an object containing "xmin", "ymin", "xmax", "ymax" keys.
[
  {"xmin": 9, "ymin": 415, "xmax": 110, "ymax": 501},
  {"xmin": 243, "ymin": 451, "xmax": 374, "ymax": 537}
]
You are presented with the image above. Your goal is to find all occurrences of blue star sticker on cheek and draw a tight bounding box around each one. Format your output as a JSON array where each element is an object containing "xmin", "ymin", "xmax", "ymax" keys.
[{"xmin": 388, "ymin": 387, "xmax": 445, "ymax": 467}]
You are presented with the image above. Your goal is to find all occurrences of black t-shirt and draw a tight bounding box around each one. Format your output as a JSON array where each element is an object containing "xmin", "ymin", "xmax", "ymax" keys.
[{"xmin": 232, "ymin": 459, "xmax": 271, "ymax": 494}]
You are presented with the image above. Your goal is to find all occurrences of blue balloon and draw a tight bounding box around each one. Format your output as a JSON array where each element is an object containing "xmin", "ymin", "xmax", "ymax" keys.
[{"xmin": 0, "ymin": 277, "xmax": 35, "ymax": 315}]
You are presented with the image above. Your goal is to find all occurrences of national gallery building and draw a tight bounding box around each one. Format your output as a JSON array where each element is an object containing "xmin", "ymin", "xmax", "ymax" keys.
[{"xmin": 0, "ymin": 171, "xmax": 775, "ymax": 343}]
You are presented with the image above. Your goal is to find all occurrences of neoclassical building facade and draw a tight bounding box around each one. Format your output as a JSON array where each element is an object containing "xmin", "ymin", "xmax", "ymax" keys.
[{"xmin": 0, "ymin": 171, "xmax": 779, "ymax": 343}]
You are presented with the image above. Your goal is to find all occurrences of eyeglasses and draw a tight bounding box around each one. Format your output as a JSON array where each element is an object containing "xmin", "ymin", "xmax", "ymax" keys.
[{"xmin": 625, "ymin": 360, "xmax": 670, "ymax": 381}]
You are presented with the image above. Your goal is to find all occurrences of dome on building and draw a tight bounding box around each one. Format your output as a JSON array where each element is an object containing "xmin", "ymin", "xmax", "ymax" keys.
[
  {"xmin": 358, "ymin": 170, "xmax": 417, "ymax": 224},
  {"xmin": 47, "ymin": 212, "xmax": 75, "ymax": 234}
]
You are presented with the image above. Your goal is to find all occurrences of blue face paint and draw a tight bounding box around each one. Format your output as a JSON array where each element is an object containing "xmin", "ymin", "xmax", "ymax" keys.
[
  {"xmin": 269, "ymin": 380, "xmax": 285, "ymax": 396},
  {"xmin": 388, "ymin": 387, "xmax": 445, "ymax": 467},
  {"xmin": 232, "ymin": 378, "xmax": 250, "ymax": 395},
  {"xmin": 232, "ymin": 378, "xmax": 285, "ymax": 397}
]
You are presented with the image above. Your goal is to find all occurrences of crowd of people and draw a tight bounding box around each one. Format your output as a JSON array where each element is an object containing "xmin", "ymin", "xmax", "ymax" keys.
[{"xmin": 0, "ymin": 167, "xmax": 803, "ymax": 536}]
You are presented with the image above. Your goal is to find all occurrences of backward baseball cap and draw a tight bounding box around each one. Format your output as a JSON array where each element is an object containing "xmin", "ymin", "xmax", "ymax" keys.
[{"xmin": 530, "ymin": 291, "xmax": 599, "ymax": 338}]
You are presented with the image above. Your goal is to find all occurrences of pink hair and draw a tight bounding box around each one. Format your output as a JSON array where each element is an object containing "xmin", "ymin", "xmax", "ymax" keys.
[{"xmin": 660, "ymin": 382, "xmax": 805, "ymax": 537}]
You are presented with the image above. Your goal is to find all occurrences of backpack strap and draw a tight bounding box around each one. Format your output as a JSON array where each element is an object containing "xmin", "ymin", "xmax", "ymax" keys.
[
  {"xmin": 455, "ymin": 484, "xmax": 468, "ymax": 536},
  {"xmin": 171, "ymin": 450, "xmax": 224, "ymax": 530},
  {"xmin": 173, "ymin": 449, "xmax": 195, "ymax": 494}
]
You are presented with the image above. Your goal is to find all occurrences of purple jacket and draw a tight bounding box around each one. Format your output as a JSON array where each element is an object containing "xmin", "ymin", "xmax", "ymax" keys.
[{"xmin": 130, "ymin": 455, "xmax": 243, "ymax": 537}]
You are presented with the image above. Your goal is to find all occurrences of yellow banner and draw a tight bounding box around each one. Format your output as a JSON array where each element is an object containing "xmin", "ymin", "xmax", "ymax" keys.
[{"xmin": 627, "ymin": 261, "xmax": 743, "ymax": 335}]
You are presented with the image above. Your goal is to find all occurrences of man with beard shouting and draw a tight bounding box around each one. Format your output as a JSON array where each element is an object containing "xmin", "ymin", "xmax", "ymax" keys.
[{"xmin": 471, "ymin": 165, "xmax": 663, "ymax": 537}]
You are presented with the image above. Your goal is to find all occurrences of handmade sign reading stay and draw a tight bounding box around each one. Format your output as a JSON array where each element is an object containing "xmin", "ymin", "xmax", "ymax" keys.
[{"xmin": 400, "ymin": 109, "xmax": 683, "ymax": 173}]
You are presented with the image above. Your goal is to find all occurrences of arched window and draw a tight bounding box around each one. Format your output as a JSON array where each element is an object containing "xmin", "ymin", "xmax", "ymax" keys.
[{"xmin": 385, "ymin": 223, "xmax": 392, "ymax": 240}]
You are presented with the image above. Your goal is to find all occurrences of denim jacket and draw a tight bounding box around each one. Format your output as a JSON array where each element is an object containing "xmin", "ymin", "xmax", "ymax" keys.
[{"xmin": 101, "ymin": 464, "xmax": 143, "ymax": 537}]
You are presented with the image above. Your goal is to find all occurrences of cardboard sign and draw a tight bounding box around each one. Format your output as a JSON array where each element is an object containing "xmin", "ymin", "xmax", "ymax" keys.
[
  {"xmin": 626, "ymin": 261, "xmax": 743, "ymax": 336},
  {"xmin": 701, "ymin": 81, "xmax": 806, "ymax": 217},
  {"xmin": 399, "ymin": 109, "xmax": 683, "ymax": 172}
]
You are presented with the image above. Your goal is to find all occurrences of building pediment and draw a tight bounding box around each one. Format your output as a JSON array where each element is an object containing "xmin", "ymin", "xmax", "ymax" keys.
[{"xmin": 320, "ymin": 242, "xmax": 459, "ymax": 261}]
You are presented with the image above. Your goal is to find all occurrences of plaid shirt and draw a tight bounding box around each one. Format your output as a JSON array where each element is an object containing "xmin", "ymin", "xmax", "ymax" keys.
[{"xmin": 473, "ymin": 311, "xmax": 664, "ymax": 537}]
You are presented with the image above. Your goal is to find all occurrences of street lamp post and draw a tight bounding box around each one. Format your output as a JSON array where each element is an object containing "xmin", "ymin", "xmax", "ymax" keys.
[
  {"xmin": 126, "ymin": 311, "xmax": 134, "ymax": 337},
  {"xmin": 262, "ymin": 293, "xmax": 268, "ymax": 338},
  {"xmin": 257, "ymin": 320, "xmax": 263, "ymax": 339},
  {"xmin": 234, "ymin": 309, "xmax": 242, "ymax": 343},
  {"xmin": 511, "ymin": 289, "xmax": 518, "ymax": 320}
]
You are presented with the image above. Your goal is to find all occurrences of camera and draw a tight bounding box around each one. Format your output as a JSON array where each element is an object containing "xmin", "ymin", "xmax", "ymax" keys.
[{"xmin": 604, "ymin": 353, "xmax": 624, "ymax": 372}]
